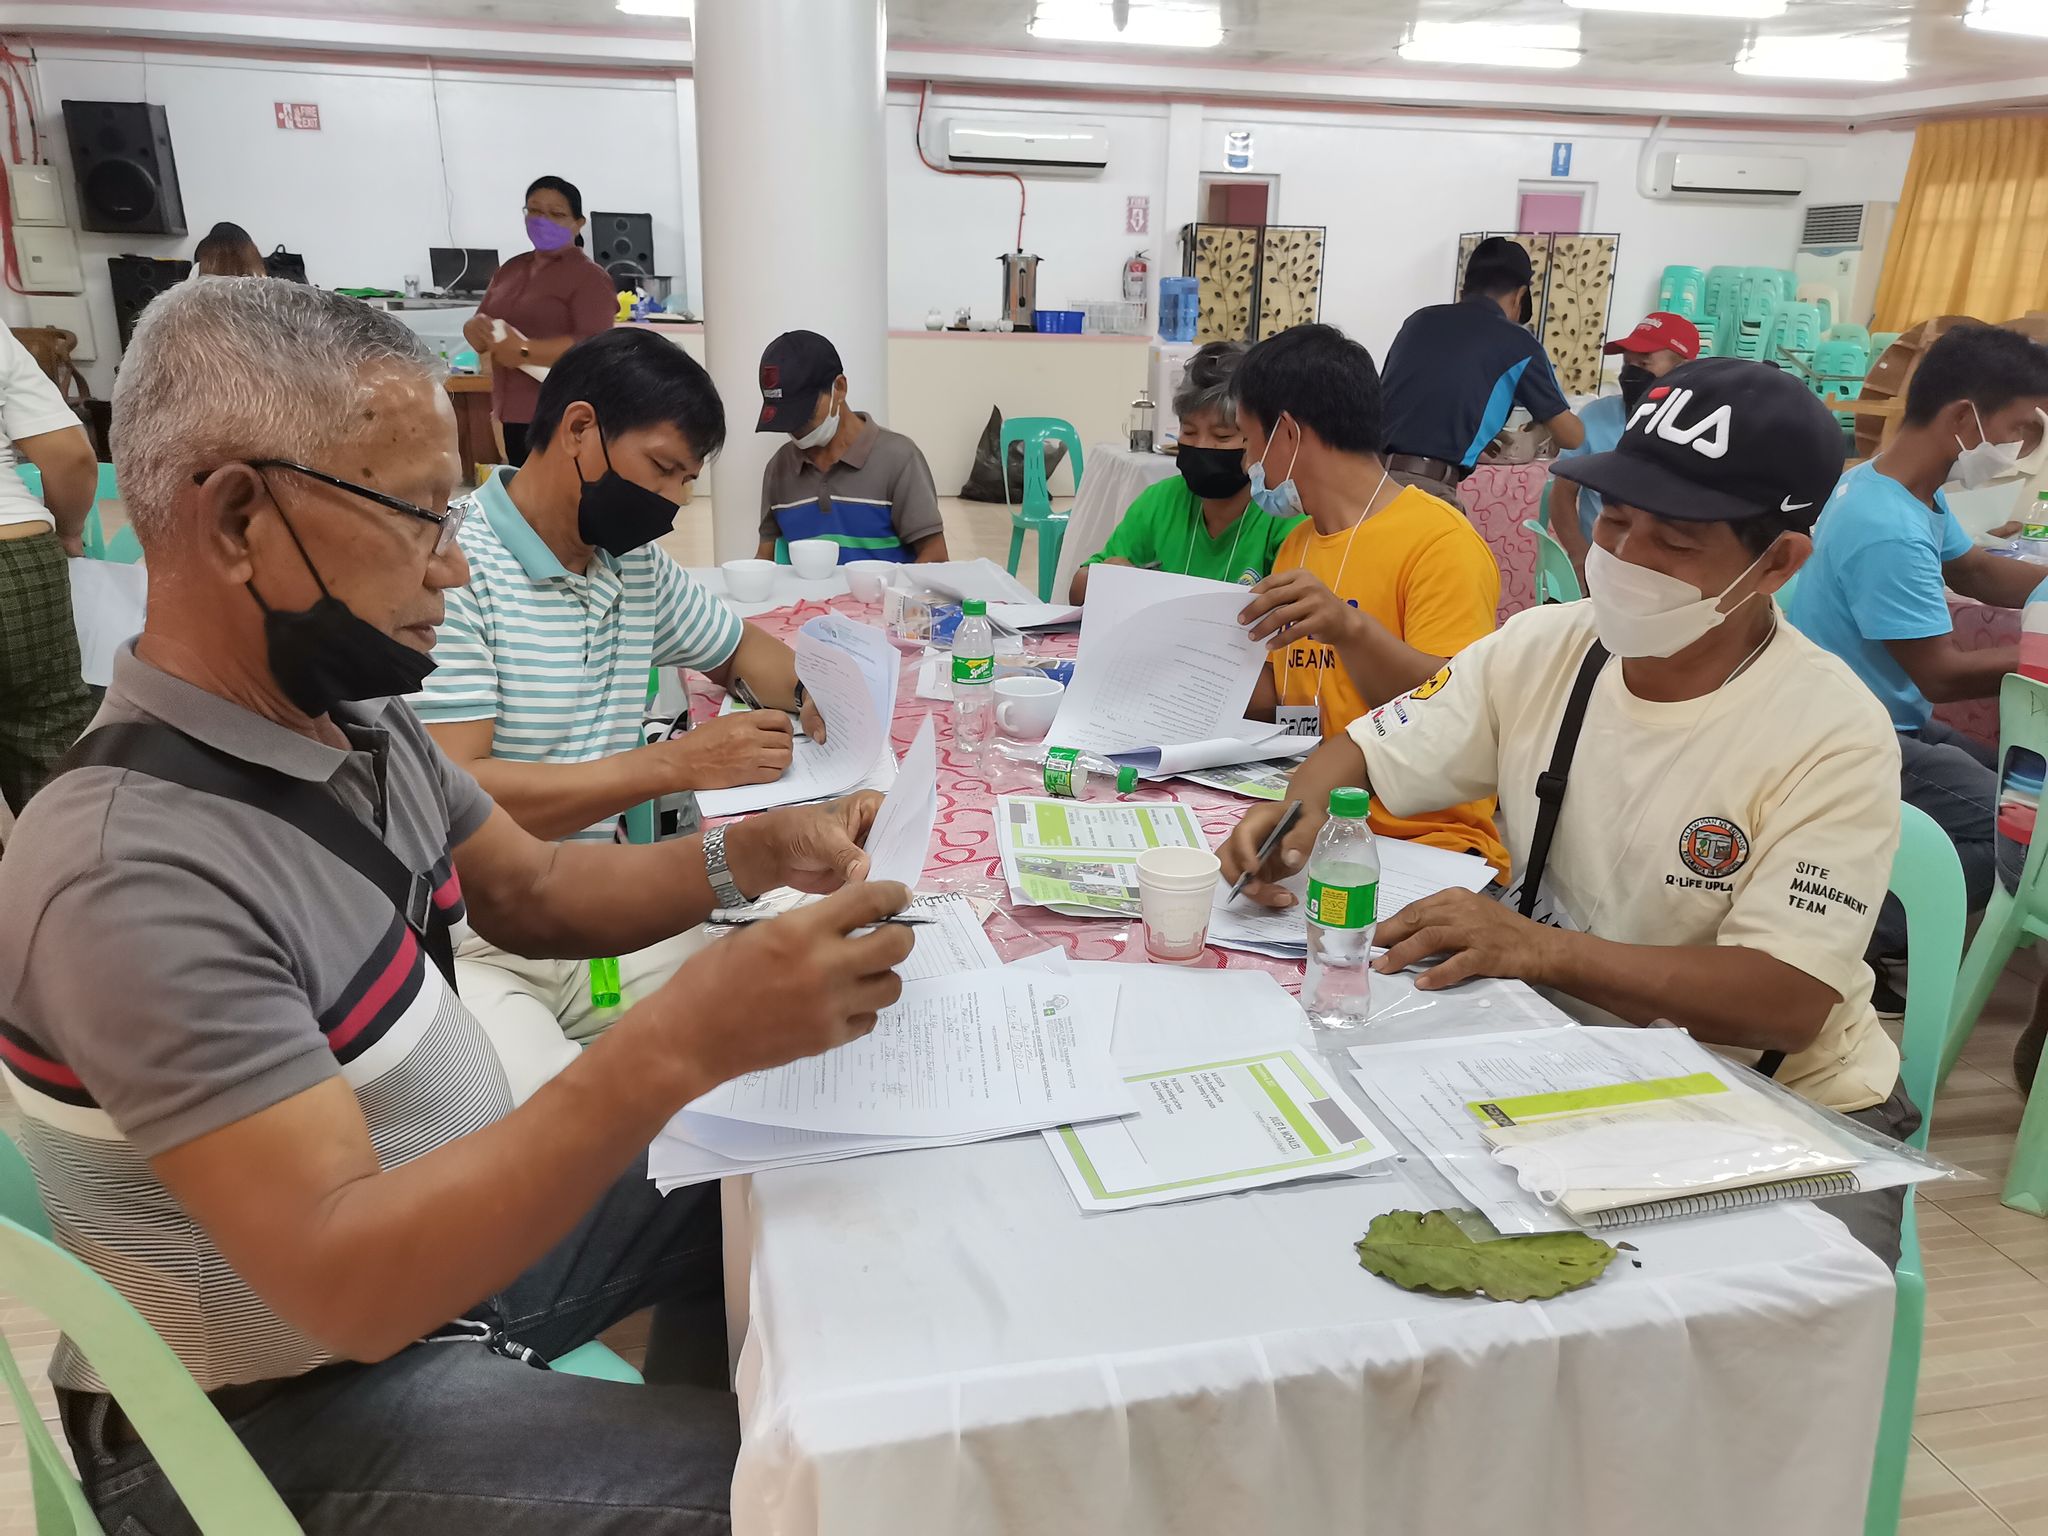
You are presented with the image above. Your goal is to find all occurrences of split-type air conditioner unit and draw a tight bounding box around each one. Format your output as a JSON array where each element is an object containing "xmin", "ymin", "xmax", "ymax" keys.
[
  {"xmin": 943, "ymin": 118, "xmax": 1110, "ymax": 175},
  {"xmin": 1648, "ymin": 152, "xmax": 1807, "ymax": 200}
]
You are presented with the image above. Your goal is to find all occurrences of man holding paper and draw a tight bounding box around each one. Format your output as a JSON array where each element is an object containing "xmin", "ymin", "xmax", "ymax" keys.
[
  {"xmin": 414, "ymin": 331, "xmax": 828, "ymax": 1095},
  {"xmin": 1231, "ymin": 323, "xmax": 1507, "ymax": 875},
  {"xmin": 1223, "ymin": 359, "xmax": 1914, "ymax": 1263}
]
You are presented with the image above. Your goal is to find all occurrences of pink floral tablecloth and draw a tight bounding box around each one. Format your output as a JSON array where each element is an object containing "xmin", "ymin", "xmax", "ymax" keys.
[
  {"xmin": 701, "ymin": 595, "xmax": 1309, "ymax": 990},
  {"xmin": 1463, "ymin": 461, "xmax": 1551, "ymax": 624},
  {"xmin": 1940, "ymin": 596, "xmax": 2015, "ymax": 745}
]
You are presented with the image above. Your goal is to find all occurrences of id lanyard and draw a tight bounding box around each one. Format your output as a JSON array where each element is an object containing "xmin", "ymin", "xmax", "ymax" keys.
[{"xmin": 1276, "ymin": 469, "xmax": 1390, "ymax": 726}]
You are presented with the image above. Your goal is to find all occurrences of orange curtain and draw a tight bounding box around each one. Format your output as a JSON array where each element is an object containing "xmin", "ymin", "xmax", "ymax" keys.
[{"xmin": 1873, "ymin": 115, "xmax": 2048, "ymax": 332}]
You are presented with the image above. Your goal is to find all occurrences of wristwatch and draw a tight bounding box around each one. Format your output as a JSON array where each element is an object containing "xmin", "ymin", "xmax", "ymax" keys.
[
  {"xmin": 702, "ymin": 824, "xmax": 747, "ymax": 910},
  {"xmin": 792, "ymin": 681, "xmax": 807, "ymax": 710}
]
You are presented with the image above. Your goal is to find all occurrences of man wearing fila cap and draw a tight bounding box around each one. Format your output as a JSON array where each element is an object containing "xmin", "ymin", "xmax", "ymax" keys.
[
  {"xmin": 754, "ymin": 330, "xmax": 948, "ymax": 565},
  {"xmin": 1224, "ymin": 358, "xmax": 1914, "ymax": 1264},
  {"xmin": 1545, "ymin": 311, "xmax": 1701, "ymax": 579}
]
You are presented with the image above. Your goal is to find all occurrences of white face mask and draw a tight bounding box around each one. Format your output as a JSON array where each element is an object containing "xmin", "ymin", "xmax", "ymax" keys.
[
  {"xmin": 1952, "ymin": 402, "xmax": 2025, "ymax": 490},
  {"xmin": 794, "ymin": 388, "xmax": 840, "ymax": 452},
  {"xmin": 1583, "ymin": 541, "xmax": 1771, "ymax": 659}
]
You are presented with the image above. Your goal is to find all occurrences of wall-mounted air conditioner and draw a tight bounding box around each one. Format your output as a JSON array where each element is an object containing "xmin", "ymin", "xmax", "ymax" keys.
[
  {"xmin": 1648, "ymin": 152, "xmax": 1806, "ymax": 200},
  {"xmin": 1792, "ymin": 201, "xmax": 1897, "ymax": 332},
  {"xmin": 943, "ymin": 119, "xmax": 1110, "ymax": 175}
]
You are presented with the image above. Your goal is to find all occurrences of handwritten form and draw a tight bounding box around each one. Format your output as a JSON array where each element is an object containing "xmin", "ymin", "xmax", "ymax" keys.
[
  {"xmin": 1045, "ymin": 564, "xmax": 1270, "ymax": 756},
  {"xmin": 696, "ymin": 614, "xmax": 897, "ymax": 817},
  {"xmin": 682, "ymin": 971, "xmax": 1132, "ymax": 1137},
  {"xmin": 862, "ymin": 716, "xmax": 939, "ymax": 888}
]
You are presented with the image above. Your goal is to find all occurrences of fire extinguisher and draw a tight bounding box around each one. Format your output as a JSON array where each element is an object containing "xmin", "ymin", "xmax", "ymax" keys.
[{"xmin": 1122, "ymin": 249, "xmax": 1148, "ymax": 303}]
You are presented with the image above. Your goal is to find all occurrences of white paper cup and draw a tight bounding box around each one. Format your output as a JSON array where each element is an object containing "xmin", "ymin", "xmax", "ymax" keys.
[
  {"xmin": 788, "ymin": 539, "xmax": 840, "ymax": 580},
  {"xmin": 1136, "ymin": 845, "xmax": 1221, "ymax": 962},
  {"xmin": 993, "ymin": 675, "xmax": 1064, "ymax": 739},
  {"xmin": 845, "ymin": 559, "xmax": 897, "ymax": 603},
  {"xmin": 721, "ymin": 558, "xmax": 777, "ymax": 603}
]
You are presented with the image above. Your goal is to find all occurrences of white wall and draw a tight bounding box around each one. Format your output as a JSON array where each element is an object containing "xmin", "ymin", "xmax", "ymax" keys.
[{"xmin": 8, "ymin": 47, "xmax": 692, "ymax": 394}]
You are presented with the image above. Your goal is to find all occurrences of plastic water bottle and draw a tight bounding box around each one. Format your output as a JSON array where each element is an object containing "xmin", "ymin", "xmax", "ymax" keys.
[
  {"xmin": 1303, "ymin": 787, "xmax": 1380, "ymax": 1035},
  {"xmin": 951, "ymin": 598, "xmax": 996, "ymax": 768},
  {"xmin": 2022, "ymin": 492, "xmax": 2048, "ymax": 566},
  {"xmin": 992, "ymin": 740, "xmax": 1139, "ymax": 799}
]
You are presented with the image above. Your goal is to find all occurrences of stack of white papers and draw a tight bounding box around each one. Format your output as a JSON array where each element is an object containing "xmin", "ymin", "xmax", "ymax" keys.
[
  {"xmin": 994, "ymin": 795, "xmax": 1208, "ymax": 917},
  {"xmin": 1206, "ymin": 841, "xmax": 1497, "ymax": 960},
  {"xmin": 649, "ymin": 970, "xmax": 1130, "ymax": 1190},
  {"xmin": 697, "ymin": 615, "xmax": 898, "ymax": 817}
]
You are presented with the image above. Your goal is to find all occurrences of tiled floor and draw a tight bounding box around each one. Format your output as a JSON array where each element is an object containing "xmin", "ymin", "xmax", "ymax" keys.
[{"xmin": 7, "ymin": 495, "xmax": 2048, "ymax": 1530}]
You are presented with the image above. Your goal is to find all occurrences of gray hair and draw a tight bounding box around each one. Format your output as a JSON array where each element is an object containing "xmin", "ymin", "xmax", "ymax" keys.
[
  {"xmin": 1173, "ymin": 340, "xmax": 1248, "ymax": 426},
  {"xmin": 111, "ymin": 277, "xmax": 441, "ymax": 542}
]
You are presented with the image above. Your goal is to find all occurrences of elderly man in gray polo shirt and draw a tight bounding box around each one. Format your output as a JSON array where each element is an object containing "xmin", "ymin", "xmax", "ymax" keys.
[{"xmin": 0, "ymin": 278, "xmax": 912, "ymax": 1535}]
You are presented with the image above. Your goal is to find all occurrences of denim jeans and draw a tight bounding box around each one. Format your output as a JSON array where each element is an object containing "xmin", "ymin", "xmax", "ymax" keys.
[
  {"xmin": 63, "ymin": 1159, "xmax": 738, "ymax": 1535},
  {"xmin": 1878, "ymin": 719, "xmax": 1997, "ymax": 956}
]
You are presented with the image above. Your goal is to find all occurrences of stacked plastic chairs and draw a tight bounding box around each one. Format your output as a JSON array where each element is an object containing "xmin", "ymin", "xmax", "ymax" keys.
[
  {"xmin": 1764, "ymin": 301, "xmax": 1826, "ymax": 367},
  {"xmin": 1657, "ymin": 264, "xmax": 1705, "ymax": 319}
]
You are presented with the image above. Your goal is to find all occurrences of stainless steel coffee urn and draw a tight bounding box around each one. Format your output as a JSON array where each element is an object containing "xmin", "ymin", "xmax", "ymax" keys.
[{"xmin": 999, "ymin": 250, "xmax": 1041, "ymax": 330}]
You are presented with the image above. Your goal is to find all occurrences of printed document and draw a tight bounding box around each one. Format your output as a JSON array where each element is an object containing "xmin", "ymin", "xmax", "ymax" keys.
[
  {"xmin": 861, "ymin": 715, "xmax": 938, "ymax": 888},
  {"xmin": 995, "ymin": 795, "xmax": 1207, "ymax": 916}
]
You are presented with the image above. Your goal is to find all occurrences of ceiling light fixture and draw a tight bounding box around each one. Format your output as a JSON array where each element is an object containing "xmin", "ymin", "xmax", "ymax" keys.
[
  {"xmin": 1962, "ymin": 0, "xmax": 2048, "ymax": 39},
  {"xmin": 1566, "ymin": 0, "xmax": 1786, "ymax": 17},
  {"xmin": 1397, "ymin": 20, "xmax": 1583, "ymax": 68},
  {"xmin": 1734, "ymin": 32, "xmax": 1908, "ymax": 80},
  {"xmin": 1028, "ymin": 0, "xmax": 1224, "ymax": 47},
  {"xmin": 616, "ymin": 0, "xmax": 691, "ymax": 15}
]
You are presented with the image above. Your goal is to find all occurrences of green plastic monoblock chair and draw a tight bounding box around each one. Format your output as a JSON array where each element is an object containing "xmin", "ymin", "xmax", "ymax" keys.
[
  {"xmin": 1522, "ymin": 512, "xmax": 1583, "ymax": 605},
  {"xmin": 1000, "ymin": 417, "xmax": 1084, "ymax": 602},
  {"xmin": 1864, "ymin": 802, "xmax": 1967, "ymax": 1536},
  {"xmin": 1657, "ymin": 264, "xmax": 1705, "ymax": 319},
  {"xmin": 1938, "ymin": 672, "xmax": 2048, "ymax": 1215},
  {"xmin": 16, "ymin": 463, "xmax": 138, "ymax": 563}
]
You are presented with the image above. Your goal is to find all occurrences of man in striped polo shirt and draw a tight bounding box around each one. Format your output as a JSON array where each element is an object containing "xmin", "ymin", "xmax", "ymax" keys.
[
  {"xmin": 417, "ymin": 330, "xmax": 828, "ymax": 1100},
  {"xmin": 753, "ymin": 329, "xmax": 948, "ymax": 564},
  {"xmin": 0, "ymin": 278, "xmax": 912, "ymax": 1532}
]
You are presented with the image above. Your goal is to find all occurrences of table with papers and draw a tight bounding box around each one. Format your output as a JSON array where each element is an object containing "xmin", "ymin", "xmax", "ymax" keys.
[{"xmin": 692, "ymin": 592, "xmax": 1896, "ymax": 1536}]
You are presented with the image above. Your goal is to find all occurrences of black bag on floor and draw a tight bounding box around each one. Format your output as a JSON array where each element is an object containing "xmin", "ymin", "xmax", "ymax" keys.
[{"xmin": 958, "ymin": 406, "xmax": 1067, "ymax": 503}]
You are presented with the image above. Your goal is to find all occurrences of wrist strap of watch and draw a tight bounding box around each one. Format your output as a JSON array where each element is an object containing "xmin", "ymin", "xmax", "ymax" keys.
[
  {"xmin": 702, "ymin": 824, "xmax": 746, "ymax": 909},
  {"xmin": 791, "ymin": 681, "xmax": 807, "ymax": 709}
]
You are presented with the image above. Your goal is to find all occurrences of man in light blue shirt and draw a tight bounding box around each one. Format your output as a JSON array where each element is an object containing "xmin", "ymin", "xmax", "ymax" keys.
[
  {"xmin": 1789, "ymin": 322, "xmax": 2048, "ymax": 962},
  {"xmin": 1546, "ymin": 311, "xmax": 1699, "ymax": 577}
]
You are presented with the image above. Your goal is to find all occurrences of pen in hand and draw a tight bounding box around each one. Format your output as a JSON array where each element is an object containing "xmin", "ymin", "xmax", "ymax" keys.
[{"xmin": 1226, "ymin": 798, "xmax": 1304, "ymax": 903}]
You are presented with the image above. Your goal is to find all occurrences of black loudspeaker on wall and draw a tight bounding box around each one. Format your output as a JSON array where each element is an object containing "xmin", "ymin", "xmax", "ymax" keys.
[
  {"xmin": 589, "ymin": 211, "xmax": 654, "ymax": 288},
  {"xmin": 61, "ymin": 100, "xmax": 188, "ymax": 237},
  {"xmin": 108, "ymin": 255, "xmax": 193, "ymax": 349}
]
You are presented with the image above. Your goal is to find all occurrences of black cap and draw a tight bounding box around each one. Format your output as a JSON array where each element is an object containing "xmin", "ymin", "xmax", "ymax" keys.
[
  {"xmin": 1553, "ymin": 357, "xmax": 1844, "ymax": 530},
  {"xmin": 1468, "ymin": 236, "xmax": 1534, "ymax": 288},
  {"xmin": 756, "ymin": 330, "xmax": 842, "ymax": 434}
]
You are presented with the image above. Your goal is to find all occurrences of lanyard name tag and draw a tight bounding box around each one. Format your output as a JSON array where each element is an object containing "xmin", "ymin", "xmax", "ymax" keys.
[
  {"xmin": 1275, "ymin": 705, "xmax": 1321, "ymax": 738},
  {"xmin": 1500, "ymin": 874, "xmax": 1582, "ymax": 933}
]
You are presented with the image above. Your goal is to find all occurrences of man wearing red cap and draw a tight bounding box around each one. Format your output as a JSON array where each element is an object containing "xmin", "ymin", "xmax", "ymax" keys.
[{"xmin": 1546, "ymin": 312, "xmax": 1701, "ymax": 579}]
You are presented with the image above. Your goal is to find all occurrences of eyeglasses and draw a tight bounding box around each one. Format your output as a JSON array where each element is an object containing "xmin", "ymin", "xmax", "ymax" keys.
[{"xmin": 194, "ymin": 460, "xmax": 468, "ymax": 554}]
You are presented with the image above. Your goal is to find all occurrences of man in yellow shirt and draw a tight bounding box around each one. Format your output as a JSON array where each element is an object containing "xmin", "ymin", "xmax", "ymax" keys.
[{"xmin": 1233, "ymin": 323, "xmax": 1506, "ymax": 874}]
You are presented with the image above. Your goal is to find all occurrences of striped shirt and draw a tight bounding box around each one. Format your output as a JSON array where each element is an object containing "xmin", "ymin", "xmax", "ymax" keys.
[
  {"xmin": 0, "ymin": 647, "xmax": 508, "ymax": 1392},
  {"xmin": 414, "ymin": 468, "xmax": 743, "ymax": 840}
]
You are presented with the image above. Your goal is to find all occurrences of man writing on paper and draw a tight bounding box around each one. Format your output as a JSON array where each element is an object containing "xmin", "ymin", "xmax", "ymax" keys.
[
  {"xmin": 1231, "ymin": 323, "xmax": 1507, "ymax": 876},
  {"xmin": 1223, "ymin": 359, "xmax": 1913, "ymax": 1264},
  {"xmin": 0, "ymin": 278, "xmax": 914, "ymax": 1531},
  {"xmin": 415, "ymin": 329, "xmax": 828, "ymax": 1100}
]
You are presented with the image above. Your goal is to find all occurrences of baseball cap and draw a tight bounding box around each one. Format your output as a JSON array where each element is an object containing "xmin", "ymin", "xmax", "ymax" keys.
[
  {"xmin": 1604, "ymin": 312, "xmax": 1701, "ymax": 362},
  {"xmin": 1552, "ymin": 357, "xmax": 1844, "ymax": 530},
  {"xmin": 756, "ymin": 330, "xmax": 842, "ymax": 434},
  {"xmin": 1466, "ymin": 236, "xmax": 1534, "ymax": 289}
]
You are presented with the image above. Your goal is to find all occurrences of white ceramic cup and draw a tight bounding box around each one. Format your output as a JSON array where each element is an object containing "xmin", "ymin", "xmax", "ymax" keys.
[
  {"xmin": 845, "ymin": 559, "xmax": 898, "ymax": 603},
  {"xmin": 1135, "ymin": 845, "xmax": 1221, "ymax": 963},
  {"xmin": 721, "ymin": 558, "xmax": 777, "ymax": 603},
  {"xmin": 787, "ymin": 539, "xmax": 840, "ymax": 580},
  {"xmin": 992, "ymin": 675, "xmax": 1065, "ymax": 739}
]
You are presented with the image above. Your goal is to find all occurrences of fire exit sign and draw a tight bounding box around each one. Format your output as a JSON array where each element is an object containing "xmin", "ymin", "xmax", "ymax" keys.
[{"xmin": 274, "ymin": 102, "xmax": 322, "ymax": 131}]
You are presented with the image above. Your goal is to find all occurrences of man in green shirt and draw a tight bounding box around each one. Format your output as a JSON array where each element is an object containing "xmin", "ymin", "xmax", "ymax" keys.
[{"xmin": 1070, "ymin": 341, "xmax": 1301, "ymax": 601}]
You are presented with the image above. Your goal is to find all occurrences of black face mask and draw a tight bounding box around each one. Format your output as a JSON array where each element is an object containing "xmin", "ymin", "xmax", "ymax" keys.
[
  {"xmin": 1618, "ymin": 363, "xmax": 1656, "ymax": 413},
  {"xmin": 575, "ymin": 428, "xmax": 681, "ymax": 556},
  {"xmin": 248, "ymin": 502, "xmax": 435, "ymax": 719},
  {"xmin": 1517, "ymin": 288, "xmax": 1534, "ymax": 326},
  {"xmin": 1176, "ymin": 443, "xmax": 1251, "ymax": 501}
]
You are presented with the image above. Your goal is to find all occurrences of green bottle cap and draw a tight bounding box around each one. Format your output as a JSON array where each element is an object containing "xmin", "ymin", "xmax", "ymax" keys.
[
  {"xmin": 963, "ymin": 599, "xmax": 987, "ymax": 616},
  {"xmin": 1329, "ymin": 786, "xmax": 1371, "ymax": 818},
  {"xmin": 1115, "ymin": 765, "xmax": 1139, "ymax": 795}
]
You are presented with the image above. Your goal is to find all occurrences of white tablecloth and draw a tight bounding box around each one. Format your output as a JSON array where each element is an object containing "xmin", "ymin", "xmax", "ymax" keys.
[
  {"xmin": 1048, "ymin": 443, "xmax": 1181, "ymax": 605},
  {"xmin": 726, "ymin": 984, "xmax": 1895, "ymax": 1536},
  {"xmin": 684, "ymin": 565, "xmax": 850, "ymax": 621}
]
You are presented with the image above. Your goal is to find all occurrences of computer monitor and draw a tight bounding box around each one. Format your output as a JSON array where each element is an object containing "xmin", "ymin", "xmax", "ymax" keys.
[{"xmin": 429, "ymin": 247, "xmax": 499, "ymax": 297}]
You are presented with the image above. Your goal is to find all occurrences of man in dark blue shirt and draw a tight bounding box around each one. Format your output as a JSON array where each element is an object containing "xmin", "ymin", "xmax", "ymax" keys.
[{"xmin": 1379, "ymin": 237, "xmax": 1584, "ymax": 509}]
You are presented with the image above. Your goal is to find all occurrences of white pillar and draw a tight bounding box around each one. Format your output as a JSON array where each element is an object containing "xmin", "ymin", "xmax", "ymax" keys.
[{"xmin": 694, "ymin": 0, "xmax": 889, "ymax": 562}]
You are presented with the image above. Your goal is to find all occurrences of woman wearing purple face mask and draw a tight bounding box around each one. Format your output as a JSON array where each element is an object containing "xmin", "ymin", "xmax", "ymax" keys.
[{"xmin": 463, "ymin": 175, "xmax": 619, "ymax": 465}]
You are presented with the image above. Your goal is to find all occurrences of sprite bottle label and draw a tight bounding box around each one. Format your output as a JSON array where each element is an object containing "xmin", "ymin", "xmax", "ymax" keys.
[
  {"xmin": 1042, "ymin": 746, "xmax": 1081, "ymax": 798},
  {"xmin": 1306, "ymin": 878, "xmax": 1377, "ymax": 929},
  {"xmin": 952, "ymin": 654, "xmax": 994, "ymax": 685}
]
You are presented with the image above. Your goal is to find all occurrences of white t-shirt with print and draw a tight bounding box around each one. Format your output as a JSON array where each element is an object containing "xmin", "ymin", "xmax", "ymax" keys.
[
  {"xmin": 0, "ymin": 328, "xmax": 84, "ymax": 530},
  {"xmin": 1349, "ymin": 600, "xmax": 1903, "ymax": 1113}
]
